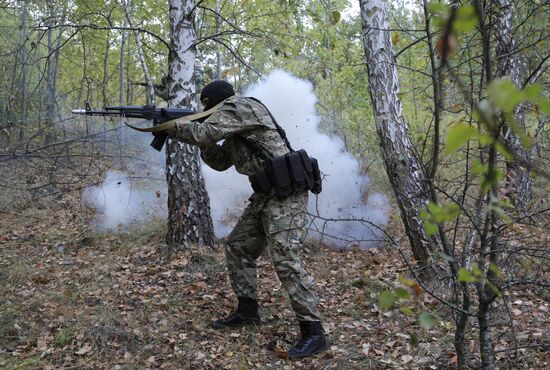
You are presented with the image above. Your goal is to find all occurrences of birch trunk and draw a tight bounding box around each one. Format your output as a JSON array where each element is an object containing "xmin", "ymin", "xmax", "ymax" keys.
[
  {"xmin": 166, "ymin": 0, "xmax": 215, "ymax": 248},
  {"xmin": 18, "ymin": 0, "xmax": 28, "ymax": 142},
  {"xmin": 494, "ymin": 0, "xmax": 532, "ymax": 209},
  {"xmin": 215, "ymin": 0, "xmax": 222, "ymax": 79},
  {"xmin": 45, "ymin": 13, "xmax": 56, "ymax": 144},
  {"xmin": 120, "ymin": 14, "xmax": 127, "ymax": 105},
  {"xmin": 360, "ymin": 0, "xmax": 440, "ymax": 263},
  {"xmin": 102, "ymin": 38, "xmax": 110, "ymax": 151}
]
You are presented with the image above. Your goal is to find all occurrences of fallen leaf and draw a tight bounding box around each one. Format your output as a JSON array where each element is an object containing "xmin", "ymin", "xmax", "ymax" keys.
[
  {"xmin": 411, "ymin": 283, "xmax": 423, "ymax": 296},
  {"xmin": 274, "ymin": 349, "xmax": 288, "ymax": 359},
  {"xmin": 450, "ymin": 354, "xmax": 458, "ymax": 364},
  {"xmin": 75, "ymin": 343, "xmax": 92, "ymax": 355}
]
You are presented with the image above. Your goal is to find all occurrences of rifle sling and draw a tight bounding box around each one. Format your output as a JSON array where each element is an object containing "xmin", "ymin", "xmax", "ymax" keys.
[{"xmin": 124, "ymin": 99, "xmax": 228, "ymax": 133}]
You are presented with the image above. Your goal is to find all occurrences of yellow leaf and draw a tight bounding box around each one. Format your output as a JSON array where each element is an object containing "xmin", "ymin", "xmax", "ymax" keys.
[{"xmin": 392, "ymin": 33, "xmax": 399, "ymax": 45}]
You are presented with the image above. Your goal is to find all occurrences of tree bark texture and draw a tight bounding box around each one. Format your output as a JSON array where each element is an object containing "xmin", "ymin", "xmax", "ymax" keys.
[
  {"xmin": 18, "ymin": 0, "xmax": 28, "ymax": 142},
  {"xmin": 360, "ymin": 0, "xmax": 440, "ymax": 263},
  {"xmin": 215, "ymin": 0, "xmax": 222, "ymax": 80},
  {"xmin": 478, "ymin": 300, "xmax": 496, "ymax": 370},
  {"xmin": 45, "ymin": 13, "xmax": 56, "ymax": 144},
  {"xmin": 494, "ymin": 0, "xmax": 532, "ymax": 209},
  {"xmin": 166, "ymin": 0, "xmax": 215, "ymax": 248}
]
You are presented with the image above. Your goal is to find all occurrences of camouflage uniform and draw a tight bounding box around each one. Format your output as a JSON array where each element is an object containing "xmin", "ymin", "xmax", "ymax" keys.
[{"xmin": 172, "ymin": 96, "xmax": 321, "ymax": 321}]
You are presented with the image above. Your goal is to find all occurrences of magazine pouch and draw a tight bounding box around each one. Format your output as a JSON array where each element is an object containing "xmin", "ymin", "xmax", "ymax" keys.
[
  {"xmin": 271, "ymin": 155, "xmax": 293, "ymax": 199},
  {"xmin": 287, "ymin": 151, "xmax": 308, "ymax": 193}
]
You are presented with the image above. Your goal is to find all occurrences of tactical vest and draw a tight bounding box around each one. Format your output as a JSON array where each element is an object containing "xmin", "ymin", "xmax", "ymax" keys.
[{"xmin": 245, "ymin": 98, "xmax": 322, "ymax": 200}]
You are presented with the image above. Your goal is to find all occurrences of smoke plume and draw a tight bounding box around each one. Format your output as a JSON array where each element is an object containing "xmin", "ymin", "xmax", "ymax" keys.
[
  {"xmin": 83, "ymin": 127, "xmax": 167, "ymax": 231},
  {"xmin": 85, "ymin": 70, "xmax": 388, "ymax": 248},
  {"xmin": 203, "ymin": 70, "xmax": 389, "ymax": 248}
]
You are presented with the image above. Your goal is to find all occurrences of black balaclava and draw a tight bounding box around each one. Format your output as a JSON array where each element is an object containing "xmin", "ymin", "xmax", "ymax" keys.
[{"xmin": 200, "ymin": 80, "xmax": 235, "ymax": 110}]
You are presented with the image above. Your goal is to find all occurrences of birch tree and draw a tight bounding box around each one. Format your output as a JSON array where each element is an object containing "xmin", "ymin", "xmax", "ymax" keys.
[
  {"xmin": 166, "ymin": 0, "xmax": 215, "ymax": 248},
  {"xmin": 494, "ymin": 0, "xmax": 532, "ymax": 209},
  {"xmin": 359, "ymin": 0, "xmax": 442, "ymax": 264},
  {"xmin": 18, "ymin": 0, "xmax": 28, "ymax": 142},
  {"xmin": 44, "ymin": 1, "xmax": 58, "ymax": 144}
]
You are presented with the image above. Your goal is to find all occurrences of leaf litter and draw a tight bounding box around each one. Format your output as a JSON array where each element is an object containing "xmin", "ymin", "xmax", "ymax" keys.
[{"xmin": 0, "ymin": 194, "xmax": 548, "ymax": 369}]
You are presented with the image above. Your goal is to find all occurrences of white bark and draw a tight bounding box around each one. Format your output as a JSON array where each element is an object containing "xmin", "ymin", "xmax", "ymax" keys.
[
  {"xmin": 215, "ymin": 0, "xmax": 222, "ymax": 79},
  {"xmin": 166, "ymin": 0, "xmax": 215, "ymax": 248},
  {"xmin": 18, "ymin": 0, "xmax": 28, "ymax": 142},
  {"xmin": 360, "ymin": 0, "xmax": 440, "ymax": 262},
  {"xmin": 494, "ymin": 0, "xmax": 532, "ymax": 209},
  {"xmin": 120, "ymin": 1, "xmax": 128, "ymax": 105},
  {"xmin": 45, "ymin": 2, "xmax": 56, "ymax": 144}
]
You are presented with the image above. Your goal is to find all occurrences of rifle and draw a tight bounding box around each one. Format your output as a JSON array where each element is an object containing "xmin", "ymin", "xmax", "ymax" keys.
[{"xmin": 72, "ymin": 103, "xmax": 194, "ymax": 151}]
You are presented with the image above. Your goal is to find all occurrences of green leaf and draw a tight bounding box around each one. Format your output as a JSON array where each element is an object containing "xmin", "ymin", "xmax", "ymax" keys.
[
  {"xmin": 457, "ymin": 267, "xmax": 477, "ymax": 283},
  {"xmin": 471, "ymin": 159, "xmax": 487, "ymax": 176},
  {"xmin": 428, "ymin": 1, "xmax": 447, "ymax": 16},
  {"xmin": 486, "ymin": 281, "xmax": 501, "ymax": 296},
  {"xmin": 494, "ymin": 141, "xmax": 513, "ymax": 161},
  {"xmin": 481, "ymin": 167, "xmax": 503, "ymax": 192},
  {"xmin": 487, "ymin": 78, "xmax": 522, "ymax": 112},
  {"xmin": 454, "ymin": 5, "xmax": 477, "ymax": 33},
  {"xmin": 472, "ymin": 265, "xmax": 483, "ymax": 278},
  {"xmin": 419, "ymin": 209, "xmax": 431, "ymax": 220},
  {"xmin": 478, "ymin": 133, "xmax": 494, "ymax": 146},
  {"xmin": 395, "ymin": 287, "xmax": 411, "ymax": 299},
  {"xmin": 378, "ymin": 290, "xmax": 397, "ymax": 310},
  {"xmin": 418, "ymin": 312, "xmax": 436, "ymax": 330},
  {"xmin": 400, "ymin": 307, "xmax": 416, "ymax": 316},
  {"xmin": 431, "ymin": 203, "xmax": 460, "ymax": 223},
  {"xmin": 488, "ymin": 263, "xmax": 502, "ymax": 278},
  {"xmin": 424, "ymin": 221, "xmax": 439, "ymax": 236},
  {"xmin": 537, "ymin": 99, "xmax": 550, "ymax": 116},
  {"xmin": 522, "ymin": 83, "xmax": 542, "ymax": 102},
  {"xmin": 332, "ymin": 10, "xmax": 341, "ymax": 24},
  {"xmin": 446, "ymin": 123, "xmax": 479, "ymax": 154},
  {"xmin": 399, "ymin": 276, "xmax": 416, "ymax": 287},
  {"xmin": 427, "ymin": 202, "xmax": 439, "ymax": 214},
  {"xmin": 392, "ymin": 32, "xmax": 400, "ymax": 45}
]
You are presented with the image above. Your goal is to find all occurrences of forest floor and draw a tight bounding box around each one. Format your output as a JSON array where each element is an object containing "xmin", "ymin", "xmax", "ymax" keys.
[{"xmin": 0, "ymin": 193, "xmax": 548, "ymax": 370}]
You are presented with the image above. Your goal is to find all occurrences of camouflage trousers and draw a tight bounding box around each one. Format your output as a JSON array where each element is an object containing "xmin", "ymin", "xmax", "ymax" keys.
[{"xmin": 225, "ymin": 191, "xmax": 321, "ymax": 322}]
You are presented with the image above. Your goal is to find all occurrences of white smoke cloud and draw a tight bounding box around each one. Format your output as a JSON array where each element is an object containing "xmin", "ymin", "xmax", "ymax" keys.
[
  {"xmin": 203, "ymin": 70, "xmax": 389, "ymax": 249},
  {"xmin": 84, "ymin": 70, "xmax": 388, "ymax": 247},
  {"xmin": 84, "ymin": 170, "xmax": 166, "ymax": 231}
]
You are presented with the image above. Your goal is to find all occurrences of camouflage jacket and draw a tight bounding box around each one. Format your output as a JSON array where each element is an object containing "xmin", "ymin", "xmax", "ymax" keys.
[{"xmin": 172, "ymin": 96, "xmax": 289, "ymax": 177}]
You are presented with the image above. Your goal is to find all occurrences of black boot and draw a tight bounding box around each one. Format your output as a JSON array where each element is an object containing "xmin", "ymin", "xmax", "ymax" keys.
[
  {"xmin": 211, "ymin": 297, "xmax": 261, "ymax": 329},
  {"xmin": 288, "ymin": 321, "xmax": 328, "ymax": 358}
]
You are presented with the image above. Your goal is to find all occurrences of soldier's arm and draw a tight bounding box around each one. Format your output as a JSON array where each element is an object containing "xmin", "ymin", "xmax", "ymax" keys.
[
  {"xmin": 200, "ymin": 143, "xmax": 232, "ymax": 171},
  {"xmin": 170, "ymin": 100, "xmax": 263, "ymax": 147}
]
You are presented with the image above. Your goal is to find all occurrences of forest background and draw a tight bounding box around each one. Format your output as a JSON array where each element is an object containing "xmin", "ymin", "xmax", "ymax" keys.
[{"xmin": 0, "ymin": 0, "xmax": 548, "ymax": 369}]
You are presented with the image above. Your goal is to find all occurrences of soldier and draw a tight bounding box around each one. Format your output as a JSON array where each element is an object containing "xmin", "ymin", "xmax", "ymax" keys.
[{"xmin": 166, "ymin": 80, "xmax": 327, "ymax": 358}]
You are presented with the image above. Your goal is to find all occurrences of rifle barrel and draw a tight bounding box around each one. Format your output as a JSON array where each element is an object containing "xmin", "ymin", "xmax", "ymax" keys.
[{"xmin": 72, "ymin": 109, "xmax": 124, "ymax": 116}]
